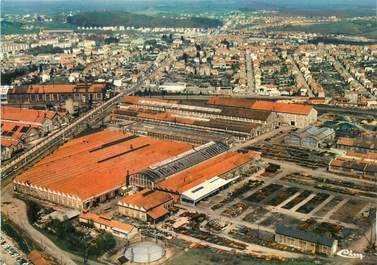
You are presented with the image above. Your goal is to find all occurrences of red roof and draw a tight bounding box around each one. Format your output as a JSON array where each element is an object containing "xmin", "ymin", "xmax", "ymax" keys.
[
  {"xmin": 1, "ymin": 106, "xmax": 58, "ymax": 124},
  {"xmin": 1, "ymin": 138, "xmax": 21, "ymax": 147},
  {"xmin": 251, "ymin": 101, "xmax": 313, "ymax": 115},
  {"xmin": 14, "ymin": 131, "xmax": 192, "ymax": 201},
  {"xmin": 80, "ymin": 212, "xmax": 135, "ymax": 233},
  {"xmin": 119, "ymin": 189, "xmax": 172, "ymax": 210},
  {"xmin": 9, "ymin": 83, "xmax": 106, "ymax": 94},
  {"xmin": 158, "ymin": 151, "xmax": 260, "ymax": 193},
  {"xmin": 207, "ymin": 97, "xmax": 313, "ymax": 115},
  {"xmin": 207, "ymin": 97, "xmax": 255, "ymax": 109},
  {"xmin": 1, "ymin": 120, "xmax": 37, "ymax": 140},
  {"xmin": 148, "ymin": 205, "xmax": 169, "ymax": 220},
  {"xmin": 27, "ymin": 250, "xmax": 54, "ymax": 265}
]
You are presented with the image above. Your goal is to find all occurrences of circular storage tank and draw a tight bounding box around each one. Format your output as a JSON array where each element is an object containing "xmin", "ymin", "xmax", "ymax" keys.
[{"xmin": 124, "ymin": 241, "xmax": 165, "ymax": 263}]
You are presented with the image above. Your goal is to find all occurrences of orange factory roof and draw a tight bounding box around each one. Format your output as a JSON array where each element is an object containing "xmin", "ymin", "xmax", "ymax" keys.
[
  {"xmin": 337, "ymin": 137, "xmax": 353, "ymax": 146},
  {"xmin": 14, "ymin": 130, "xmax": 193, "ymax": 201},
  {"xmin": 148, "ymin": 205, "xmax": 169, "ymax": 220},
  {"xmin": 27, "ymin": 250, "xmax": 54, "ymax": 265},
  {"xmin": 207, "ymin": 96, "xmax": 255, "ymax": 109},
  {"xmin": 1, "ymin": 120, "xmax": 38, "ymax": 140},
  {"xmin": 207, "ymin": 97, "xmax": 314, "ymax": 115},
  {"xmin": 118, "ymin": 189, "xmax": 172, "ymax": 210},
  {"xmin": 123, "ymin": 96, "xmax": 178, "ymax": 105},
  {"xmin": 251, "ymin": 101, "xmax": 313, "ymax": 115},
  {"xmin": 80, "ymin": 212, "xmax": 135, "ymax": 233},
  {"xmin": 8, "ymin": 83, "xmax": 106, "ymax": 94},
  {"xmin": 137, "ymin": 110, "xmax": 196, "ymax": 125},
  {"xmin": 337, "ymin": 137, "xmax": 377, "ymax": 150},
  {"xmin": 1, "ymin": 106, "xmax": 58, "ymax": 124},
  {"xmin": 346, "ymin": 151, "xmax": 377, "ymax": 161},
  {"xmin": 1, "ymin": 137, "xmax": 20, "ymax": 147},
  {"xmin": 158, "ymin": 151, "xmax": 260, "ymax": 193}
]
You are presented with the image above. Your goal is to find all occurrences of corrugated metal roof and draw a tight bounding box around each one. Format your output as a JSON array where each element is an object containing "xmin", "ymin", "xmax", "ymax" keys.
[{"xmin": 276, "ymin": 225, "xmax": 335, "ymax": 247}]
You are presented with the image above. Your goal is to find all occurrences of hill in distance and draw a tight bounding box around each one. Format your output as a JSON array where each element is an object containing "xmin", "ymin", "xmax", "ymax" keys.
[{"xmin": 67, "ymin": 11, "xmax": 223, "ymax": 28}]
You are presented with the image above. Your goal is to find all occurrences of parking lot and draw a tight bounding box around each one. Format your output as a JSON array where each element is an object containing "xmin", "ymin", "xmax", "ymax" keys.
[{"xmin": 0, "ymin": 235, "xmax": 31, "ymax": 265}]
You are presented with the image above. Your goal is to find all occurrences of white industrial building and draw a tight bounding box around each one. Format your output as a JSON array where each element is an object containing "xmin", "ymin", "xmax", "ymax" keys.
[
  {"xmin": 159, "ymin": 82, "xmax": 187, "ymax": 93},
  {"xmin": 180, "ymin": 176, "xmax": 239, "ymax": 206}
]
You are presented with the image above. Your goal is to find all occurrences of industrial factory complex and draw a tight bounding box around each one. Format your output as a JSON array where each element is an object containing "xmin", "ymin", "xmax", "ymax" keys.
[
  {"xmin": 8, "ymin": 92, "xmax": 377, "ymax": 262},
  {"xmin": 2, "ymin": 5, "xmax": 377, "ymax": 264},
  {"xmin": 13, "ymin": 130, "xmax": 194, "ymax": 209}
]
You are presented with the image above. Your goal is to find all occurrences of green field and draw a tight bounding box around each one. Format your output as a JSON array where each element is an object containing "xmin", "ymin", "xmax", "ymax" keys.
[
  {"xmin": 1, "ymin": 20, "xmax": 75, "ymax": 35},
  {"xmin": 167, "ymin": 248, "xmax": 323, "ymax": 265},
  {"xmin": 67, "ymin": 11, "xmax": 223, "ymax": 28},
  {"xmin": 1, "ymin": 20, "xmax": 28, "ymax": 35},
  {"xmin": 270, "ymin": 20, "xmax": 377, "ymax": 40}
]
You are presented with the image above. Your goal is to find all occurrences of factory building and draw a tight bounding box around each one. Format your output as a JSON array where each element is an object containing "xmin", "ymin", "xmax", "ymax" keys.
[
  {"xmin": 13, "ymin": 130, "xmax": 193, "ymax": 209},
  {"xmin": 1, "ymin": 106, "xmax": 68, "ymax": 161},
  {"xmin": 129, "ymin": 141, "xmax": 229, "ymax": 189},
  {"xmin": 157, "ymin": 150, "xmax": 260, "ymax": 205},
  {"xmin": 328, "ymin": 157, "xmax": 377, "ymax": 181},
  {"xmin": 114, "ymin": 96, "xmax": 278, "ymax": 139},
  {"xmin": 124, "ymin": 121, "xmax": 229, "ymax": 145},
  {"xmin": 336, "ymin": 137, "xmax": 377, "ymax": 153},
  {"xmin": 208, "ymin": 97, "xmax": 317, "ymax": 128},
  {"xmin": 79, "ymin": 212, "xmax": 137, "ymax": 239},
  {"xmin": 7, "ymin": 83, "xmax": 108, "ymax": 105},
  {"xmin": 1, "ymin": 106, "xmax": 68, "ymax": 135},
  {"xmin": 117, "ymin": 189, "xmax": 173, "ymax": 222},
  {"xmin": 275, "ymin": 225, "xmax": 338, "ymax": 256},
  {"xmin": 159, "ymin": 82, "xmax": 187, "ymax": 93},
  {"xmin": 284, "ymin": 126, "xmax": 335, "ymax": 148}
]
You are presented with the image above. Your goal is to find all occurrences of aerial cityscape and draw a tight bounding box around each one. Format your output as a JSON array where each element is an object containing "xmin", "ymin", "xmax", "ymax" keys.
[{"xmin": 0, "ymin": 0, "xmax": 376, "ymax": 265}]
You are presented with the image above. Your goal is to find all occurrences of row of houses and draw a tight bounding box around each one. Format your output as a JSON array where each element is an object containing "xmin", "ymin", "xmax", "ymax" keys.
[{"xmin": 1, "ymin": 106, "xmax": 69, "ymax": 160}]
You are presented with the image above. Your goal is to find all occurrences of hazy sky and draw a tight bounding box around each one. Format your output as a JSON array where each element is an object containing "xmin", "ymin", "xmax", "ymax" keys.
[{"xmin": 4, "ymin": 0, "xmax": 376, "ymax": 3}]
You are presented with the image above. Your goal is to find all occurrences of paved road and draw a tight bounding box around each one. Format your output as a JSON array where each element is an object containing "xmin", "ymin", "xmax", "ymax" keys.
[
  {"xmin": 245, "ymin": 50, "xmax": 255, "ymax": 93},
  {"xmin": 1, "ymin": 186, "xmax": 76, "ymax": 265},
  {"xmin": 288, "ymin": 55, "xmax": 314, "ymax": 97}
]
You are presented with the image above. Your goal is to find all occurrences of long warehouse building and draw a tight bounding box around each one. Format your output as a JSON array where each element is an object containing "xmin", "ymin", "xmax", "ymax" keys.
[
  {"xmin": 13, "ymin": 130, "xmax": 193, "ymax": 209},
  {"xmin": 157, "ymin": 150, "xmax": 261, "ymax": 205},
  {"xmin": 113, "ymin": 96, "xmax": 278, "ymax": 139}
]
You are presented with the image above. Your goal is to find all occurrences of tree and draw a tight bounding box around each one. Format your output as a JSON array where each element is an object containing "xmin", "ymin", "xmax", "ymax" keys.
[
  {"xmin": 95, "ymin": 232, "xmax": 116, "ymax": 252},
  {"xmin": 26, "ymin": 199, "xmax": 42, "ymax": 223}
]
